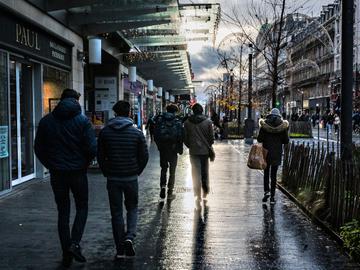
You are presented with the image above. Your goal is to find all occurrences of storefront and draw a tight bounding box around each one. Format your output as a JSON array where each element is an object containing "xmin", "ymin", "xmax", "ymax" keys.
[{"xmin": 0, "ymin": 5, "xmax": 82, "ymax": 194}]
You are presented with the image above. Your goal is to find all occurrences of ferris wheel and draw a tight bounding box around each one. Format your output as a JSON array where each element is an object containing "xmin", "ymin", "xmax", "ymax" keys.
[{"xmin": 217, "ymin": 32, "xmax": 251, "ymax": 74}]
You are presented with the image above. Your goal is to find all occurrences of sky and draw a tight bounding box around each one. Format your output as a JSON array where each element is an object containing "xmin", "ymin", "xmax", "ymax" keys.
[{"xmin": 179, "ymin": 0, "xmax": 334, "ymax": 102}]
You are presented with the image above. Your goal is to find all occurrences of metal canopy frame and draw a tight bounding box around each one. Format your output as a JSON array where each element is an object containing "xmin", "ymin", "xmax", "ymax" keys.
[{"xmin": 27, "ymin": 0, "xmax": 220, "ymax": 93}]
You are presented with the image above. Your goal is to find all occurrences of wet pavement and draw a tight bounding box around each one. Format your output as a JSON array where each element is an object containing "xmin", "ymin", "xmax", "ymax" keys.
[{"xmin": 0, "ymin": 140, "xmax": 359, "ymax": 270}]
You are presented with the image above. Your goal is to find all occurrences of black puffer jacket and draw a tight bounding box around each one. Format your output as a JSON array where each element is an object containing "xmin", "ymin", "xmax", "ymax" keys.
[
  {"xmin": 257, "ymin": 115, "xmax": 289, "ymax": 166},
  {"xmin": 97, "ymin": 117, "xmax": 149, "ymax": 177},
  {"xmin": 34, "ymin": 98, "xmax": 97, "ymax": 171}
]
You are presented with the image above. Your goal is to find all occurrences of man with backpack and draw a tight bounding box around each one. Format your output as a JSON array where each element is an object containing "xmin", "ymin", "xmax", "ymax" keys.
[{"xmin": 154, "ymin": 104, "xmax": 184, "ymax": 200}]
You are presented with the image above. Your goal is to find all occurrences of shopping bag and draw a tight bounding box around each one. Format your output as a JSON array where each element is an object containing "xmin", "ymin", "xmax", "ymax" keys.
[{"xmin": 247, "ymin": 144, "xmax": 268, "ymax": 170}]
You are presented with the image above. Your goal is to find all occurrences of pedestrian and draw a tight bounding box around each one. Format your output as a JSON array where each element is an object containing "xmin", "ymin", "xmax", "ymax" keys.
[
  {"xmin": 257, "ymin": 108, "xmax": 289, "ymax": 204},
  {"xmin": 97, "ymin": 101, "xmax": 149, "ymax": 259},
  {"xmin": 221, "ymin": 115, "xmax": 229, "ymax": 139},
  {"xmin": 353, "ymin": 109, "xmax": 360, "ymax": 131},
  {"xmin": 145, "ymin": 114, "xmax": 156, "ymax": 141},
  {"xmin": 154, "ymin": 104, "xmax": 184, "ymax": 200},
  {"xmin": 326, "ymin": 111, "xmax": 335, "ymax": 135},
  {"xmin": 334, "ymin": 113, "xmax": 340, "ymax": 134},
  {"xmin": 184, "ymin": 103, "xmax": 214, "ymax": 208},
  {"xmin": 34, "ymin": 89, "xmax": 97, "ymax": 267}
]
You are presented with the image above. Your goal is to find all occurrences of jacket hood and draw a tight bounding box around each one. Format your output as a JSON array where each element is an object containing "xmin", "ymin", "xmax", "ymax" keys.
[
  {"xmin": 52, "ymin": 98, "xmax": 81, "ymax": 120},
  {"xmin": 161, "ymin": 112, "xmax": 176, "ymax": 121},
  {"xmin": 188, "ymin": 114, "xmax": 207, "ymax": 124},
  {"xmin": 108, "ymin": 117, "xmax": 134, "ymax": 130},
  {"xmin": 259, "ymin": 115, "xmax": 289, "ymax": 133}
]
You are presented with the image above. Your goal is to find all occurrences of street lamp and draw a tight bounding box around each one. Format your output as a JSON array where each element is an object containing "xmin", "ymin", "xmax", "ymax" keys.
[{"xmin": 244, "ymin": 43, "xmax": 254, "ymax": 144}]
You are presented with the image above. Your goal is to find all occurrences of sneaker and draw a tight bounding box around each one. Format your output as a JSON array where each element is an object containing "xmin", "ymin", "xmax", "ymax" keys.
[
  {"xmin": 167, "ymin": 193, "xmax": 176, "ymax": 200},
  {"xmin": 160, "ymin": 187, "xmax": 166, "ymax": 199},
  {"xmin": 114, "ymin": 251, "xmax": 126, "ymax": 260},
  {"xmin": 124, "ymin": 239, "xmax": 135, "ymax": 257},
  {"xmin": 262, "ymin": 192, "xmax": 270, "ymax": 203},
  {"xmin": 68, "ymin": 243, "xmax": 86, "ymax": 263},
  {"xmin": 62, "ymin": 252, "xmax": 73, "ymax": 268},
  {"xmin": 270, "ymin": 197, "xmax": 276, "ymax": 204}
]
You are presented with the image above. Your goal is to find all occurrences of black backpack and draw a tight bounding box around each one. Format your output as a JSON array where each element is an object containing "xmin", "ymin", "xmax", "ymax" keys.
[{"xmin": 154, "ymin": 115, "xmax": 182, "ymax": 143}]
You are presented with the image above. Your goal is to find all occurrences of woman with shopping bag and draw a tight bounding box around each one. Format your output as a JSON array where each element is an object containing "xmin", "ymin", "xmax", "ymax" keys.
[{"xmin": 257, "ymin": 108, "xmax": 289, "ymax": 204}]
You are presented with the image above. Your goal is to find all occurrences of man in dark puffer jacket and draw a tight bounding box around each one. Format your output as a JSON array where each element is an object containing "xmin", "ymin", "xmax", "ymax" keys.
[
  {"xmin": 34, "ymin": 89, "xmax": 97, "ymax": 267},
  {"xmin": 97, "ymin": 100, "xmax": 148, "ymax": 259}
]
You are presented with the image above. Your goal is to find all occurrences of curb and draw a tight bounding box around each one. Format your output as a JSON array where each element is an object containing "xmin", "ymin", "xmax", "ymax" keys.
[
  {"xmin": 277, "ymin": 183, "xmax": 344, "ymax": 247},
  {"xmin": 276, "ymin": 183, "xmax": 360, "ymax": 263}
]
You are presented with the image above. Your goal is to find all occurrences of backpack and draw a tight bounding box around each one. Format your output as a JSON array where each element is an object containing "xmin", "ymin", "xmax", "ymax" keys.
[{"xmin": 154, "ymin": 115, "xmax": 182, "ymax": 143}]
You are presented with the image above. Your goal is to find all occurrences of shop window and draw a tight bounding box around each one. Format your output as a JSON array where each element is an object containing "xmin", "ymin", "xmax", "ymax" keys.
[
  {"xmin": 0, "ymin": 51, "xmax": 10, "ymax": 192},
  {"xmin": 43, "ymin": 66, "xmax": 69, "ymax": 114}
]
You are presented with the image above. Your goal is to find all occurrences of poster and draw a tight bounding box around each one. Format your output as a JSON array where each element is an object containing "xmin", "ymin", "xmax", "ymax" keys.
[
  {"xmin": 94, "ymin": 77, "xmax": 117, "ymax": 117},
  {"xmin": 0, "ymin": 126, "xmax": 8, "ymax": 158}
]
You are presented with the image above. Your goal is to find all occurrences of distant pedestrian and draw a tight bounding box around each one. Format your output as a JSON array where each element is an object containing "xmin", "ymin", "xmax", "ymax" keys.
[
  {"xmin": 34, "ymin": 89, "xmax": 97, "ymax": 267},
  {"xmin": 154, "ymin": 104, "xmax": 184, "ymax": 200},
  {"xmin": 184, "ymin": 103, "xmax": 214, "ymax": 208},
  {"xmin": 326, "ymin": 111, "xmax": 335, "ymax": 135},
  {"xmin": 145, "ymin": 114, "xmax": 156, "ymax": 141},
  {"xmin": 221, "ymin": 115, "xmax": 229, "ymax": 139},
  {"xmin": 353, "ymin": 110, "xmax": 360, "ymax": 131},
  {"xmin": 97, "ymin": 101, "xmax": 149, "ymax": 259},
  {"xmin": 257, "ymin": 108, "xmax": 289, "ymax": 204},
  {"xmin": 334, "ymin": 113, "xmax": 340, "ymax": 134}
]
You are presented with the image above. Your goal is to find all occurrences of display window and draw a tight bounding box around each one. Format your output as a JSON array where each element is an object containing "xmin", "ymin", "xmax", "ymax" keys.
[{"xmin": 42, "ymin": 66, "xmax": 69, "ymax": 115}]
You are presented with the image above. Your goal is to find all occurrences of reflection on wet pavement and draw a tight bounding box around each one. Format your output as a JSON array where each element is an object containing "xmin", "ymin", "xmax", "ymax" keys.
[{"xmin": 0, "ymin": 140, "xmax": 358, "ymax": 269}]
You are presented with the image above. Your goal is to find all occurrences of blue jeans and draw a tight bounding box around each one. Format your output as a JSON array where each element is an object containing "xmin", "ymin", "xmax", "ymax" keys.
[
  {"xmin": 107, "ymin": 180, "xmax": 138, "ymax": 253},
  {"xmin": 50, "ymin": 170, "xmax": 88, "ymax": 253}
]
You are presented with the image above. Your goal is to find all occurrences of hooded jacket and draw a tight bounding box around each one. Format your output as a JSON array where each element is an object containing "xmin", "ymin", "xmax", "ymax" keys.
[
  {"xmin": 97, "ymin": 117, "xmax": 149, "ymax": 178},
  {"xmin": 184, "ymin": 114, "xmax": 214, "ymax": 155},
  {"xmin": 257, "ymin": 115, "xmax": 289, "ymax": 166},
  {"xmin": 34, "ymin": 98, "xmax": 97, "ymax": 171}
]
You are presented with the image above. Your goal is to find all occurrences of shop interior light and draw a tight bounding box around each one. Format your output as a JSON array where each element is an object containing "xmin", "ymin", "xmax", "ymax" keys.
[
  {"xmin": 165, "ymin": 91, "xmax": 170, "ymax": 100},
  {"xmin": 88, "ymin": 37, "xmax": 102, "ymax": 64},
  {"xmin": 157, "ymin": 87, "xmax": 163, "ymax": 97}
]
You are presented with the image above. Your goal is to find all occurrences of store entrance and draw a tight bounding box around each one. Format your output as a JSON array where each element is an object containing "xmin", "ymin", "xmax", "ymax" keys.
[{"xmin": 10, "ymin": 57, "xmax": 35, "ymax": 185}]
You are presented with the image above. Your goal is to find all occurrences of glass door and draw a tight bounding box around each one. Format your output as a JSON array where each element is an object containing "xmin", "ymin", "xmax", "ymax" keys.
[{"xmin": 10, "ymin": 58, "xmax": 35, "ymax": 185}]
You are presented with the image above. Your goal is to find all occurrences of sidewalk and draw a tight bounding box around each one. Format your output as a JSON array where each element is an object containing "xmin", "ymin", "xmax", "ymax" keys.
[{"xmin": 0, "ymin": 140, "xmax": 358, "ymax": 269}]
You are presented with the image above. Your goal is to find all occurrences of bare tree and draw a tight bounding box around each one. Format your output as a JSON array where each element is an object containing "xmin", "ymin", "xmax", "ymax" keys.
[{"xmin": 222, "ymin": 0, "xmax": 310, "ymax": 108}]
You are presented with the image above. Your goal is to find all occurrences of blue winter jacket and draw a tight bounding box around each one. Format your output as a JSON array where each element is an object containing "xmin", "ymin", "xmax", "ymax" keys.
[
  {"xmin": 34, "ymin": 98, "xmax": 97, "ymax": 172},
  {"xmin": 97, "ymin": 117, "xmax": 149, "ymax": 178}
]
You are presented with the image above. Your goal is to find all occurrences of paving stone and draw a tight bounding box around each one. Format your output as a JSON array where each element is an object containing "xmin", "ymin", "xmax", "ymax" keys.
[{"xmin": 0, "ymin": 140, "xmax": 358, "ymax": 269}]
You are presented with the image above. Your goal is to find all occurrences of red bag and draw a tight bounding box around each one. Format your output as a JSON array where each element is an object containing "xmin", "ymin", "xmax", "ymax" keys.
[{"xmin": 247, "ymin": 144, "xmax": 268, "ymax": 170}]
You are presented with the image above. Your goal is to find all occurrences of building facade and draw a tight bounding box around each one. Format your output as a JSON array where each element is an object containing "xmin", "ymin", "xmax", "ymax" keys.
[{"xmin": 0, "ymin": 0, "xmax": 84, "ymax": 194}]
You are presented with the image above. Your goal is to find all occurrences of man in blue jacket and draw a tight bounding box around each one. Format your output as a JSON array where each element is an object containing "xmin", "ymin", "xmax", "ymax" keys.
[
  {"xmin": 34, "ymin": 89, "xmax": 97, "ymax": 267},
  {"xmin": 97, "ymin": 100, "xmax": 149, "ymax": 259}
]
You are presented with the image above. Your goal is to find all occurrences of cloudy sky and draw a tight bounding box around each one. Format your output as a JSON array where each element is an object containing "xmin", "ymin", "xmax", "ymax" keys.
[{"xmin": 179, "ymin": 0, "xmax": 334, "ymax": 101}]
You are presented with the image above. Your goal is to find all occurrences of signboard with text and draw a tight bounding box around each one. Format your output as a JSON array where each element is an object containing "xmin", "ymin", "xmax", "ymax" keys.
[{"xmin": 0, "ymin": 9, "xmax": 72, "ymax": 70}]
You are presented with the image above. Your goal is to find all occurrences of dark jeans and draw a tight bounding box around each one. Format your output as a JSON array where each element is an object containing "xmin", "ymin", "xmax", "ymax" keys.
[
  {"xmin": 263, "ymin": 165, "xmax": 279, "ymax": 197},
  {"xmin": 190, "ymin": 155, "xmax": 209, "ymax": 198},
  {"xmin": 50, "ymin": 171, "xmax": 88, "ymax": 253},
  {"xmin": 107, "ymin": 180, "xmax": 138, "ymax": 253},
  {"xmin": 160, "ymin": 150, "xmax": 178, "ymax": 193}
]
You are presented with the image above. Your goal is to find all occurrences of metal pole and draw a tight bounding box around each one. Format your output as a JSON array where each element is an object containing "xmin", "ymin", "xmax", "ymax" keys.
[
  {"xmin": 238, "ymin": 45, "xmax": 243, "ymax": 134},
  {"xmin": 341, "ymin": 0, "xmax": 354, "ymax": 160},
  {"xmin": 248, "ymin": 44, "xmax": 253, "ymax": 119},
  {"xmin": 244, "ymin": 44, "xmax": 254, "ymax": 144}
]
